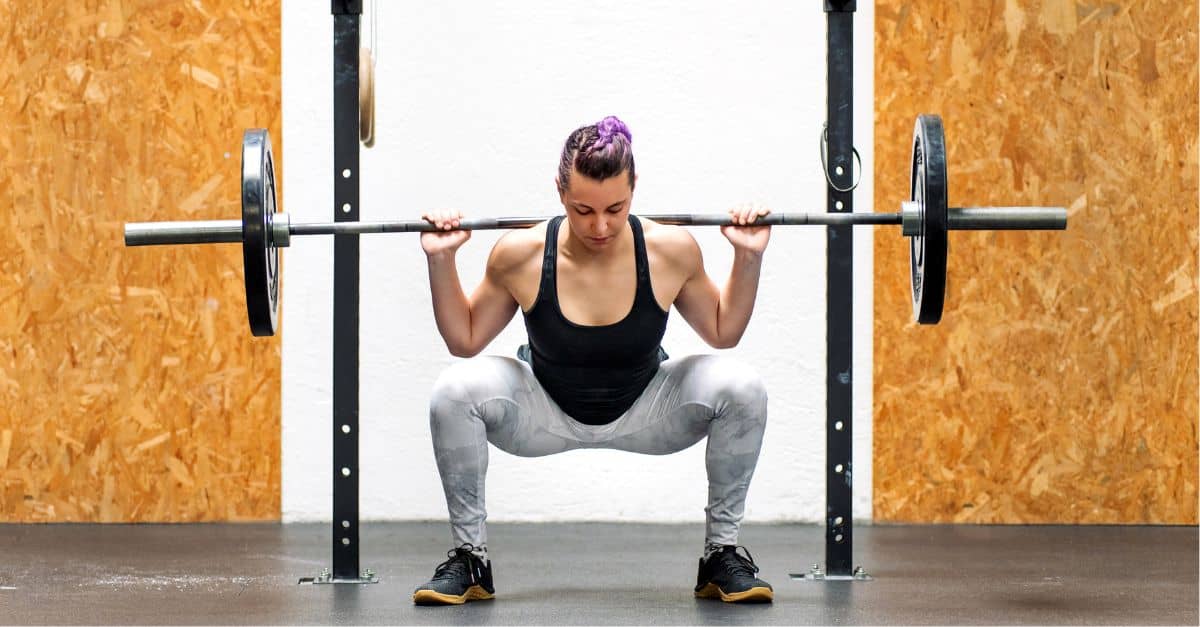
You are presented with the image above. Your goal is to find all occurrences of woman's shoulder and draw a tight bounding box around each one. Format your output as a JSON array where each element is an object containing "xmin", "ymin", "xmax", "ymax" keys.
[
  {"xmin": 488, "ymin": 221, "xmax": 547, "ymax": 272},
  {"xmin": 637, "ymin": 215, "xmax": 701, "ymax": 267},
  {"xmin": 639, "ymin": 215, "xmax": 699, "ymax": 251}
]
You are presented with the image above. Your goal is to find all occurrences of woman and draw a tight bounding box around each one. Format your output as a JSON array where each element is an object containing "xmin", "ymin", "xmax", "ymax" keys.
[{"xmin": 415, "ymin": 116, "xmax": 773, "ymax": 605}]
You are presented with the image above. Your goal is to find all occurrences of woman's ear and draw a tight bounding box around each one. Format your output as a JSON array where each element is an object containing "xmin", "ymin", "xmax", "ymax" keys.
[{"xmin": 555, "ymin": 177, "xmax": 566, "ymax": 200}]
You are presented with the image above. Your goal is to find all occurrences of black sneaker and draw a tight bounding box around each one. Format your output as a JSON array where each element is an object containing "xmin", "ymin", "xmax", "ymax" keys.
[
  {"xmin": 694, "ymin": 545, "xmax": 774, "ymax": 603},
  {"xmin": 412, "ymin": 544, "xmax": 495, "ymax": 605}
]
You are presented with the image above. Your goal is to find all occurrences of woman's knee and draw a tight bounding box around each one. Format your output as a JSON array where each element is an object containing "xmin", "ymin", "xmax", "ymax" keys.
[
  {"xmin": 429, "ymin": 357, "xmax": 519, "ymax": 421},
  {"xmin": 679, "ymin": 354, "xmax": 768, "ymax": 413}
]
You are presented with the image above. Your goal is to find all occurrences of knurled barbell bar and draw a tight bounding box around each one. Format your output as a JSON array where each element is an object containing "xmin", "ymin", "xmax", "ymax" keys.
[{"xmin": 123, "ymin": 115, "xmax": 1067, "ymax": 336}]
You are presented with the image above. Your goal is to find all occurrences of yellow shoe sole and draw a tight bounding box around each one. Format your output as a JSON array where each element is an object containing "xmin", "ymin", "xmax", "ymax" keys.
[
  {"xmin": 412, "ymin": 584, "xmax": 495, "ymax": 606},
  {"xmin": 695, "ymin": 582, "xmax": 774, "ymax": 603}
]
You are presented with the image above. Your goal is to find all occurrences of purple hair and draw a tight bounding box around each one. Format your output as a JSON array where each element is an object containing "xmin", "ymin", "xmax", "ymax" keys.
[{"xmin": 557, "ymin": 115, "xmax": 635, "ymax": 192}]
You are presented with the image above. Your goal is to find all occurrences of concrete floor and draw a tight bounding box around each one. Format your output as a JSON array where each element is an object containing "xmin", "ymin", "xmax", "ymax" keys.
[{"xmin": 0, "ymin": 522, "xmax": 1195, "ymax": 625}]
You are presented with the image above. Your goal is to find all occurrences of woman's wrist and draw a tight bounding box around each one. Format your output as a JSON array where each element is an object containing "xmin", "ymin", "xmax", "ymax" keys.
[
  {"xmin": 425, "ymin": 249, "xmax": 458, "ymax": 263},
  {"xmin": 732, "ymin": 248, "xmax": 765, "ymax": 264}
]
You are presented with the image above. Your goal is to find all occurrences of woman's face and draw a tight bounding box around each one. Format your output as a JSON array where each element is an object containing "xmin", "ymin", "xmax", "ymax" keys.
[{"xmin": 557, "ymin": 169, "xmax": 636, "ymax": 252}]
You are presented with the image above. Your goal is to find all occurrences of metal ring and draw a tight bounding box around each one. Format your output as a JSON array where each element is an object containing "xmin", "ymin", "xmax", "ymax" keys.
[{"xmin": 819, "ymin": 123, "xmax": 862, "ymax": 194}]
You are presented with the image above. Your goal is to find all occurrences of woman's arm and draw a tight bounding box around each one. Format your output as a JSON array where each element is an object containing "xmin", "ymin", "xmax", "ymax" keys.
[
  {"xmin": 422, "ymin": 211, "xmax": 521, "ymax": 357},
  {"xmin": 672, "ymin": 205, "xmax": 771, "ymax": 349}
]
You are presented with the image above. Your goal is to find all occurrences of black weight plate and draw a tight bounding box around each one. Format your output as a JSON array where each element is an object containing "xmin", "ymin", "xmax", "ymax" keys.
[
  {"xmin": 242, "ymin": 129, "xmax": 280, "ymax": 337},
  {"xmin": 909, "ymin": 115, "xmax": 948, "ymax": 324}
]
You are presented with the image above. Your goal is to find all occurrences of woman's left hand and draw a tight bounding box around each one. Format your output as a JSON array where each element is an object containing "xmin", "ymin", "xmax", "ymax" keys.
[{"xmin": 720, "ymin": 202, "xmax": 772, "ymax": 254}]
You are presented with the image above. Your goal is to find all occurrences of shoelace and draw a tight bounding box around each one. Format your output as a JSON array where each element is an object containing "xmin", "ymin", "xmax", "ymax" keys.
[
  {"xmin": 716, "ymin": 545, "xmax": 760, "ymax": 578},
  {"xmin": 430, "ymin": 543, "xmax": 479, "ymax": 582}
]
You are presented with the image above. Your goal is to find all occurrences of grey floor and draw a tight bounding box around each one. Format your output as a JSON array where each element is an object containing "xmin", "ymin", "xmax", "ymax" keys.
[{"xmin": 0, "ymin": 522, "xmax": 1195, "ymax": 625}]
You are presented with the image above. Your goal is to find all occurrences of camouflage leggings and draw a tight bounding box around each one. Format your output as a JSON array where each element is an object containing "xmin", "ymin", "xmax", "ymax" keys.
[{"xmin": 428, "ymin": 354, "xmax": 768, "ymax": 550}]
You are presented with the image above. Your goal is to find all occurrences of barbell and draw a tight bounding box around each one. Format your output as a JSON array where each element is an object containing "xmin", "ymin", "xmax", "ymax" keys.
[{"xmin": 123, "ymin": 115, "xmax": 1067, "ymax": 336}]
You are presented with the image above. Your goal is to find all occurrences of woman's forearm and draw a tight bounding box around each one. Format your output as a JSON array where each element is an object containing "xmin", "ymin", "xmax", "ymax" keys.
[{"xmin": 715, "ymin": 249, "xmax": 765, "ymax": 347}]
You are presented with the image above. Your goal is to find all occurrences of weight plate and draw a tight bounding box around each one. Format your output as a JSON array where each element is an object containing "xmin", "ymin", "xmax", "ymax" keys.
[
  {"xmin": 359, "ymin": 47, "xmax": 375, "ymax": 147},
  {"xmin": 242, "ymin": 129, "xmax": 280, "ymax": 337},
  {"xmin": 909, "ymin": 114, "xmax": 948, "ymax": 324}
]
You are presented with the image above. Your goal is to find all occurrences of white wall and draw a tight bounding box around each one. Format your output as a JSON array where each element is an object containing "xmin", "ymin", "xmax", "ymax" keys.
[{"xmin": 281, "ymin": 1, "xmax": 874, "ymax": 526}]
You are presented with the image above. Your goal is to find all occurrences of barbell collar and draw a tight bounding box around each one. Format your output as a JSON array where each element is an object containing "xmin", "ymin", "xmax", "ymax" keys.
[
  {"xmin": 271, "ymin": 211, "xmax": 291, "ymax": 247},
  {"xmin": 901, "ymin": 201, "xmax": 923, "ymax": 237}
]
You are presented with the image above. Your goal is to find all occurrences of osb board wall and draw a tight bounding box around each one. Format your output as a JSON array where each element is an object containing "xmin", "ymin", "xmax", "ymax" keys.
[
  {"xmin": 0, "ymin": 1, "xmax": 282, "ymax": 521},
  {"xmin": 873, "ymin": 1, "xmax": 1197, "ymax": 523}
]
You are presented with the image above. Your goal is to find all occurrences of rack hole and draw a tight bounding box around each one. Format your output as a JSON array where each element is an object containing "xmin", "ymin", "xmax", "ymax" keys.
[
  {"xmin": 834, "ymin": 516, "xmax": 844, "ymax": 526},
  {"xmin": 834, "ymin": 421, "xmax": 844, "ymax": 431},
  {"xmin": 342, "ymin": 203, "xmax": 352, "ymax": 213},
  {"xmin": 835, "ymin": 200, "xmax": 844, "ymax": 210},
  {"xmin": 835, "ymin": 165, "xmax": 844, "ymax": 176},
  {"xmin": 342, "ymin": 168, "xmax": 352, "ymax": 179},
  {"xmin": 341, "ymin": 467, "xmax": 351, "ymax": 477},
  {"xmin": 342, "ymin": 537, "xmax": 351, "ymax": 545},
  {"xmin": 835, "ymin": 533, "xmax": 844, "ymax": 543},
  {"xmin": 341, "ymin": 424, "xmax": 351, "ymax": 434},
  {"xmin": 342, "ymin": 520, "xmax": 350, "ymax": 528},
  {"xmin": 835, "ymin": 464, "xmax": 844, "ymax": 473}
]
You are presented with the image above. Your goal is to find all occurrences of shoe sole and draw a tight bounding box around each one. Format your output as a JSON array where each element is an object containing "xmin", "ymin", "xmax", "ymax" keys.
[
  {"xmin": 412, "ymin": 585, "xmax": 494, "ymax": 606},
  {"xmin": 695, "ymin": 582, "xmax": 774, "ymax": 603}
]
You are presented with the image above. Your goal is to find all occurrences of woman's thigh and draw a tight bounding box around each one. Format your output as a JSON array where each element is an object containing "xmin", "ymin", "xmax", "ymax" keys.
[
  {"xmin": 431, "ymin": 356, "xmax": 585, "ymax": 457},
  {"xmin": 601, "ymin": 354, "xmax": 767, "ymax": 455}
]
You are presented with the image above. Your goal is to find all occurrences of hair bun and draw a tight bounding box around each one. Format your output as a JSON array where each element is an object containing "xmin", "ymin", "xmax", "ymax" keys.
[{"xmin": 596, "ymin": 115, "xmax": 632, "ymax": 145}]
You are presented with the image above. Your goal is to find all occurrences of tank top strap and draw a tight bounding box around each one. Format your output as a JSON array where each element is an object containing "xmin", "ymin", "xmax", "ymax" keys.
[
  {"xmin": 628, "ymin": 215, "xmax": 653, "ymax": 296},
  {"xmin": 539, "ymin": 216, "xmax": 563, "ymax": 305}
]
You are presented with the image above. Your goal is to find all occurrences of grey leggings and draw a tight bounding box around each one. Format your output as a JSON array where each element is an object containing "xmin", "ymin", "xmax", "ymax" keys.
[{"xmin": 428, "ymin": 354, "xmax": 768, "ymax": 550}]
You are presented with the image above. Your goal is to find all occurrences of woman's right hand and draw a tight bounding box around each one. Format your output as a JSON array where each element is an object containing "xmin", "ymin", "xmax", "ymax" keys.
[{"xmin": 420, "ymin": 209, "xmax": 472, "ymax": 257}]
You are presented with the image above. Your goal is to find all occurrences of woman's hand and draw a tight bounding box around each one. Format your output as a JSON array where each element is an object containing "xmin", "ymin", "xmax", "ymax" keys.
[
  {"xmin": 720, "ymin": 202, "xmax": 772, "ymax": 254},
  {"xmin": 420, "ymin": 209, "xmax": 472, "ymax": 257}
]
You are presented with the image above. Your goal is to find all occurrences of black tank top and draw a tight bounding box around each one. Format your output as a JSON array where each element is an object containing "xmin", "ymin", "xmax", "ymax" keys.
[{"xmin": 520, "ymin": 215, "xmax": 669, "ymax": 425}]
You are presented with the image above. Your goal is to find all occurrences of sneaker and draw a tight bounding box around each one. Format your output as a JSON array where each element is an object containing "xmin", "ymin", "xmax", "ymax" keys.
[
  {"xmin": 694, "ymin": 545, "xmax": 774, "ymax": 603},
  {"xmin": 412, "ymin": 544, "xmax": 495, "ymax": 605}
]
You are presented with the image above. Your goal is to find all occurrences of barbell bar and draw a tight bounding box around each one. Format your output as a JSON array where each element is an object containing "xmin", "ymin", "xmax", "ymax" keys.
[
  {"xmin": 122, "ymin": 115, "xmax": 1068, "ymax": 336},
  {"xmin": 123, "ymin": 206, "xmax": 1064, "ymax": 247}
]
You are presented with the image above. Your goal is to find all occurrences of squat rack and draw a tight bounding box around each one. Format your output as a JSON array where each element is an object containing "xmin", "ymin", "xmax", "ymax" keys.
[
  {"xmin": 811, "ymin": 0, "xmax": 868, "ymax": 582},
  {"xmin": 301, "ymin": 0, "xmax": 372, "ymax": 585},
  {"xmin": 308, "ymin": 0, "xmax": 867, "ymax": 584}
]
